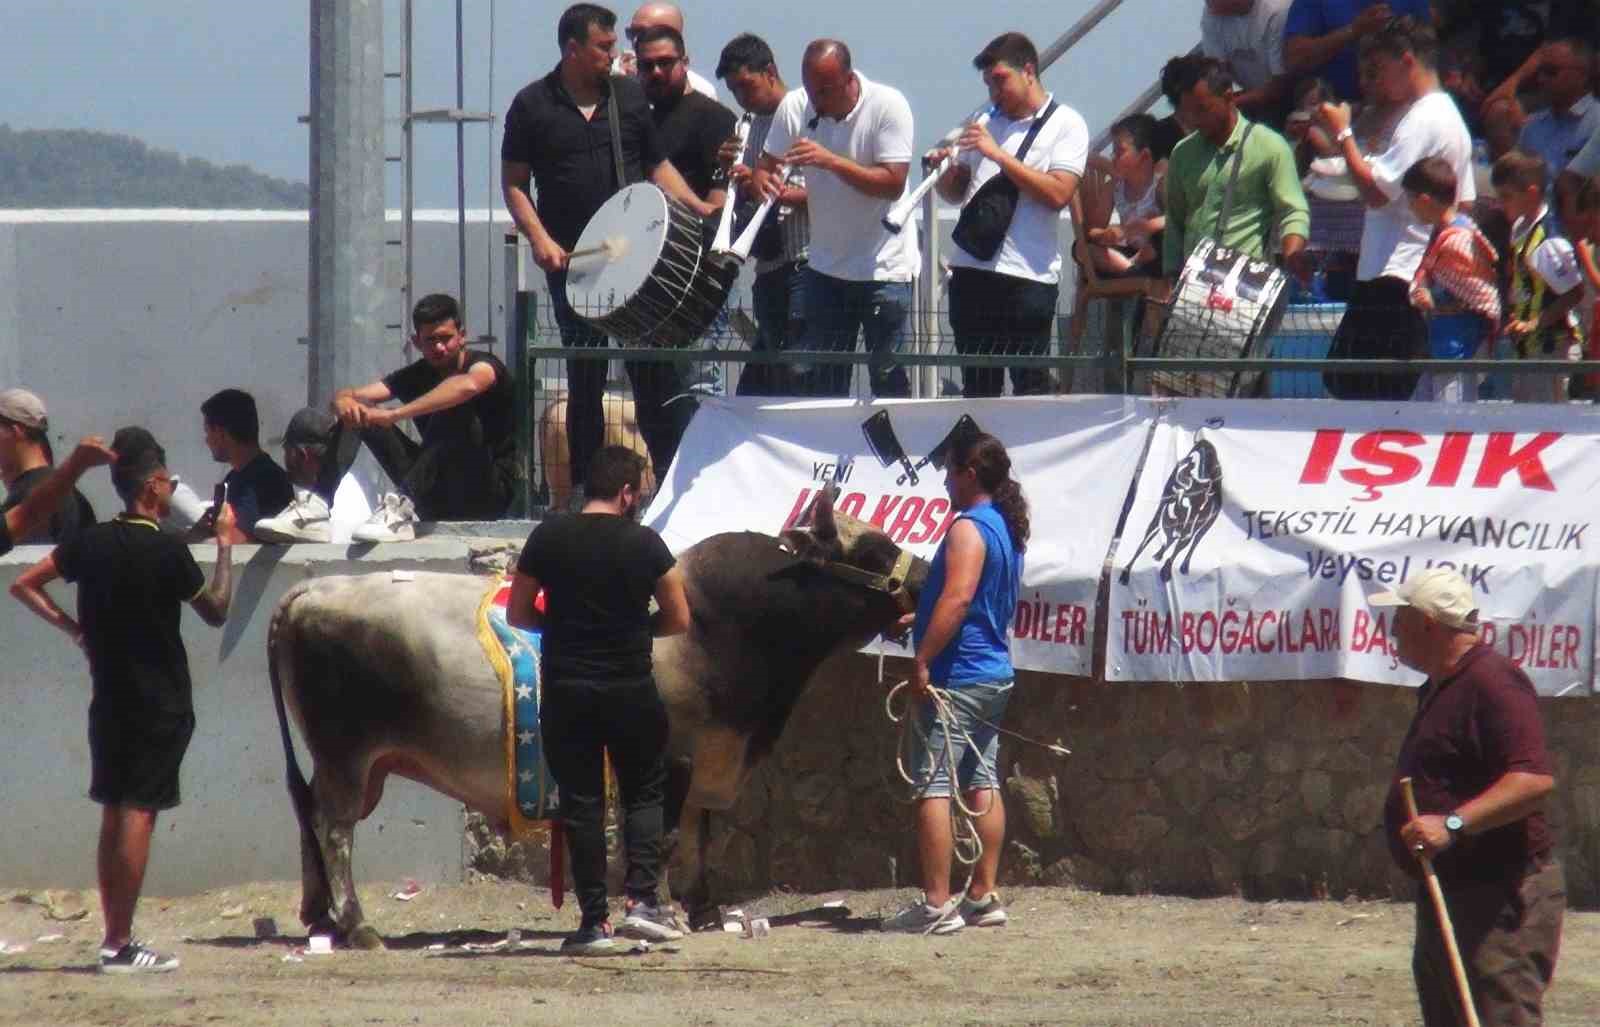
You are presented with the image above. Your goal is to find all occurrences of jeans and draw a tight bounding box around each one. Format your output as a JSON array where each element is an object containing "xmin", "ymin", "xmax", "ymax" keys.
[
  {"xmin": 907, "ymin": 680, "xmax": 1014, "ymax": 798},
  {"xmin": 549, "ymin": 270, "xmax": 696, "ymax": 489},
  {"xmin": 796, "ymin": 267, "xmax": 911, "ymax": 397},
  {"xmin": 326, "ymin": 421, "xmax": 508, "ymax": 521},
  {"xmin": 737, "ymin": 261, "xmax": 807, "ymax": 397},
  {"xmin": 539, "ymin": 675, "xmax": 670, "ymax": 927},
  {"xmin": 947, "ymin": 267, "xmax": 1059, "ymax": 397}
]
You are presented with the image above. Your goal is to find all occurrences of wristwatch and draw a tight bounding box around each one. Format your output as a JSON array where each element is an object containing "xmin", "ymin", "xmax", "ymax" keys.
[
  {"xmin": 1334, "ymin": 127, "xmax": 1354, "ymax": 144},
  {"xmin": 1444, "ymin": 812, "xmax": 1466, "ymax": 839}
]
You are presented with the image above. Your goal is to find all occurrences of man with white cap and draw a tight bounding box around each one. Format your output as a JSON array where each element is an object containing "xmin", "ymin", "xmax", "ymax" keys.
[
  {"xmin": 0, "ymin": 388, "xmax": 96, "ymax": 546},
  {"xmin": 1373, "ymin": 567, "xmax": 1563, "ymax": 1026}
]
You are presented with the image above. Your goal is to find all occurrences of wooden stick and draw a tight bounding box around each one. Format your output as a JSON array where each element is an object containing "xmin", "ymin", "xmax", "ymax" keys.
[{"xmin": 1401, "ymin": 777, "xmax": 1482, "ymax": 1027}]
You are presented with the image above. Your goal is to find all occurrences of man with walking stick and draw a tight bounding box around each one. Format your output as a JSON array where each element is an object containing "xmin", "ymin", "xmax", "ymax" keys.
[{"xmin": 1373, "ymin": 568, "xmax": 1563, "ymax": 1026}]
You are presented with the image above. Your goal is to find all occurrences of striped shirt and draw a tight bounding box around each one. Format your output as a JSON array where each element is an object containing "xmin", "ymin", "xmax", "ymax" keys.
[
  {"xmin": 743, "ymin": 104, "xmax": 810, "ymax": 275},
  {"xmin": 1411, "ymin": 213, "xmax": 1501, "ymax": 327}
]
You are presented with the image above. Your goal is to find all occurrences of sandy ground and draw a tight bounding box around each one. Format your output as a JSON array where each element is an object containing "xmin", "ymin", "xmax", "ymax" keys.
[{"xmin": 2, "ymin": 880, "xmax": 1597, "ymax": 1026}]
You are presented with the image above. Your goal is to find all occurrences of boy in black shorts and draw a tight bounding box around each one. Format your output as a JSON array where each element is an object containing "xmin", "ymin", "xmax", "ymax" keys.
[{"xmin": 10, "ymin": 428, "xmax": 235, "ymax": 974}]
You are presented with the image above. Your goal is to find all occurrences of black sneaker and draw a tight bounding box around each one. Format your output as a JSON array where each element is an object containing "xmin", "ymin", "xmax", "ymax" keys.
[
  {"xmin": 98, "ymin": 941, "xmax": 180, "ymax": 974},
  {"xmin": 619, "ymin": 898, "xmax": 685, "ymax": 942},
  {"xmin": 561, "ymin": 920, "xmax": 617, "ymax": 956}
]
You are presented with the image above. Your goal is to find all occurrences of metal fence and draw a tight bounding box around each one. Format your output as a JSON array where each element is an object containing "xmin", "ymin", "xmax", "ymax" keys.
[{"xmin": 503, "ymin": 281, "xmax": 1600, "ymax": 514}]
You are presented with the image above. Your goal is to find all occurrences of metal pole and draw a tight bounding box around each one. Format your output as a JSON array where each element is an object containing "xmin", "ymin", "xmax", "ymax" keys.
[
  {"xmin": 456, "ymin": 0, "xmax": 469, "ymax": 320},
  {"xmin": 403, "ymin": 0, "xmax": 415, "ymax": 343},
  {"xmin": 308, "ymin": 0, "xmax": 387, "ymax": 405},
  {"xmin": 1037, "ymin": 0, "xmax": 1129, "ymax": 68},
  {"xmin": 916, "ymin": 194, "xmax": 940, "ymax": 399}
]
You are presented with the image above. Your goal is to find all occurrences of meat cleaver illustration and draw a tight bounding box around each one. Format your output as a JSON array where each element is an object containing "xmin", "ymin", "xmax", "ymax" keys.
[
  {"xmin": 898, "ymin": 413, "xmax": 982, "ymax": 486},
  {"xmin": 861, "ymin": 410, "xmax": 919, "ymax": 486}
]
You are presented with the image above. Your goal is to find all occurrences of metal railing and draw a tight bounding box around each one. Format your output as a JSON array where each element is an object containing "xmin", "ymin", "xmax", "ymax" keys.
[{"xmin": 499, "ymin": 277, "xmax": 1600, "ymax": 514}]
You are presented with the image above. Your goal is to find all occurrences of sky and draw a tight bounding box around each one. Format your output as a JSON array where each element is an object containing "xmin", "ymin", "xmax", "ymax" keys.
[{"xmin": 1, "ymin": 0, "xmax": 1198, "ymax": 208}]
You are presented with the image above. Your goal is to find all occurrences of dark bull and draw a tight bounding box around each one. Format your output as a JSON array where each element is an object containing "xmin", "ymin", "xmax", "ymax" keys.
[{"xmin": 1119, "ymin": 434, "xmax": 1225, "ymax": 584}]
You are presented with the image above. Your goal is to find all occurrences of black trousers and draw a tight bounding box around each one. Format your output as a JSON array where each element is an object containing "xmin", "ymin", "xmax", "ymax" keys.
[
  {"xmin": 327, "ymin": 421, "xmax": 508, "ymax": 521},
  {"xmin": 1323, "ymin": 275, "xmax": 1426, "ymax": 400},
  {"xmin": 947, "ymin": 267, "xmax": 1059, "ymax": 397},
  {"xmin": 539, "ymin": 675, "xmax": 670, "ymax": 927},
  {"xmin": 549, "ymin": 270, "xmax": 695, "ymax": 490}
]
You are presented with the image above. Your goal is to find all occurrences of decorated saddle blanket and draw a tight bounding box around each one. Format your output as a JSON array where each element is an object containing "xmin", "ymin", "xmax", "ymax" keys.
[{"xmin": 475, "ymin": 580, "xmax": 559, "ymax": 838}]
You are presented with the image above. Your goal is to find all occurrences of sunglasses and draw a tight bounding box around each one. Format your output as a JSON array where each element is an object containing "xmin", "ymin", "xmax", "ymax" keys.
[{"xmin": 636, "ymin": 56, "xmax": 682, "ymax": 73}]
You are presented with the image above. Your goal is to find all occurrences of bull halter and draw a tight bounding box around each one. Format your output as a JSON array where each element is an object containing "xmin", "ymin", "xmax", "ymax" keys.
[{"xmin": 779, "ymin": 542, "xmax": 919, "ymax": 615}]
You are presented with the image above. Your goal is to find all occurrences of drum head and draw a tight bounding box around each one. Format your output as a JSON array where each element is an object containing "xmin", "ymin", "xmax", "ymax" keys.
[{"xmin": 566, "ymin": 183, "xmax": 672, "ymax": 313}]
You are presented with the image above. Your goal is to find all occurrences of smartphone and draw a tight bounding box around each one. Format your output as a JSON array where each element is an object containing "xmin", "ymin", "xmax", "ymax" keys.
[{"xmin": 198, "ymin": 482, "xmax": 228, "ymax": 534}]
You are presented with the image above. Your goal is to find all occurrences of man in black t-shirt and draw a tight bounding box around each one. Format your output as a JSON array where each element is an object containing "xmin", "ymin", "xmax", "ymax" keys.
[
  {"xmin": 199, "ymin": 388, "xmax": 293, "ymax": 542},
  {"xmin": 0, "ymin": 388, "xmax": 95, "ymax": 546},
  {"xmin": 500, "ymin": 3, "xmax": 720, "ymax": 496},
  {"xmin": 0, "ymin": 434, "xmax": 115, "ymax": 557},
  {"xmin": 637, "ymin": 25, "xmax": 736, "ymax": 201},
  {"xmin": 507, "ymin": 445, "xmax": 690, "ymax": 955},
  {"xmin": 330, "ymin": 293, "xmax": 516, "ymax": 530},
  {"xmin": 11, "ymin": 427, "xmax": 235, "ymax": 975}
]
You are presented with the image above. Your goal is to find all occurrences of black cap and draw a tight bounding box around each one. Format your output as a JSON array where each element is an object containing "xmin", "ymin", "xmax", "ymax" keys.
[{"xmin": 278, "ymin": 407, "xmax": 337, "ymax": 447}]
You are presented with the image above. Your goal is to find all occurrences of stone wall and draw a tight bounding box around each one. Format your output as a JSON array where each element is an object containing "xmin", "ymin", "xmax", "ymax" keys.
[{"xmin": 471, "ymin": 652, "xmax": 1600, "ymax": 909}]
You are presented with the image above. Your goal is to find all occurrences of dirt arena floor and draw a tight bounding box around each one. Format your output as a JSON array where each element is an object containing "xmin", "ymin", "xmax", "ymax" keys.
[{"xmin": 2, "ymin": 879, "xmax": 1597, "ymax": 1026}]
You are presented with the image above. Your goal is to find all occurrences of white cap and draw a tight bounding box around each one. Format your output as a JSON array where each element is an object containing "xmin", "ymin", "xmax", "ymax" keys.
[{"xmin": 1368, "ymin": 567, "xmax": 1480, "ymax": 631}]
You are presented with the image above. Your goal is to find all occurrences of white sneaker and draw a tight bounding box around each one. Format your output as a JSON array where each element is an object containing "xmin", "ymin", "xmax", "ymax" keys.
[
  {"xmin": 351, "ymin": 493, "xmax": 417, "ymax": 543},
  {"xmin": 254, "ymin": 488, "xmax": 333, "ymax": 543}
]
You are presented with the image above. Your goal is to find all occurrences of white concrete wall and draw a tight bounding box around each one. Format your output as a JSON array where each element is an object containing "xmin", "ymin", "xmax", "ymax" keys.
[
  {"xmin": 0, "ymin": 212, "xmax": 513, "ymax": 520},
  {"xmin": 0, "ymin": 539, "xmax": 524, "ymax": 894}
]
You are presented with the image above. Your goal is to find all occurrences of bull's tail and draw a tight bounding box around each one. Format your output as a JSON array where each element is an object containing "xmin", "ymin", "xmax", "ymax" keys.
[{"xmin": 267, "ymin": 581, "xmax": 329, "ymax": 898}]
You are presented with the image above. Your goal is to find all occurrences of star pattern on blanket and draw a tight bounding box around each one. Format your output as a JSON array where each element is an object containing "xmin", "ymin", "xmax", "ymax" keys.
[
  {"xmin": 518, "ymin": 729, "xmax": 536, "ymax": 747},
  {"xmin": 516, "ymin": 684, "xmax": 533, "ymax": 701}
]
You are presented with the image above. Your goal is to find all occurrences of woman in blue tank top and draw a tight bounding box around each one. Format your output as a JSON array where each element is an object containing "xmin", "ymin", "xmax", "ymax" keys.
[{"xmin": 884, "ymin": 432, "xmax": 1028, "ymax": 935}]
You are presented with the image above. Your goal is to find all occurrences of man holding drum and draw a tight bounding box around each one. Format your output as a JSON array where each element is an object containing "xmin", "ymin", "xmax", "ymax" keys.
[
  {"xmin": 758, "ymin": 40, "xmax": 917, "ymax": 398},
  {"xmin": 930, "ymin": 32, "xmax": 1088, "ymax": 399},
  {"xmin": 502, "ymin": 3, "xmax": 719, "ymax": 494}
]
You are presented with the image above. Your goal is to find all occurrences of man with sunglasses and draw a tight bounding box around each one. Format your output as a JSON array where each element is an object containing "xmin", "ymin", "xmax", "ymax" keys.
[
  {"xmin": 1516, "ymin": 38, "xmax": 1600, "ymax": 199},
  {"xmin": 11, "ymin": 427, "xmax": 235, "ymax": 975},
  {"xmin": 622, "ymin": 3, "xmax": 718, "ymax": 100}
]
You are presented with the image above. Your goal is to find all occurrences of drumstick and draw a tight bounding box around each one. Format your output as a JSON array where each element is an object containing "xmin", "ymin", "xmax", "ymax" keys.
[
  {"xmin": 568, "ymin": 235, "xmax": 630, "ymax": 263},
  {"xmin": 1401, "ymin": 777, "xmax": 1482, "ymax": 1027},
  {"xmin": 710, "ymin": 113, "xmax": 754, "ymax": 256}
]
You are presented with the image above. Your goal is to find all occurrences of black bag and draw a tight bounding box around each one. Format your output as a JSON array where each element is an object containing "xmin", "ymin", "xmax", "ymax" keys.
[{"xmin": 951, "ymin": 100, "xmax": 1057, "ymax": 261}]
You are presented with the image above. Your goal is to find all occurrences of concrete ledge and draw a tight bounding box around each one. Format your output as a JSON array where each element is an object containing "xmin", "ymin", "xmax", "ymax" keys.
[{"xmin": 0, "ymin": 536, "xmax": 529, "ymax": 894}]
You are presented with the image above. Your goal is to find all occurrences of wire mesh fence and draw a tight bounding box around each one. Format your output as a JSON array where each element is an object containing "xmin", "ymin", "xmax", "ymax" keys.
[{"xmin": 510, "ymin": 286, "xmax": 1600, "ymax": 513}]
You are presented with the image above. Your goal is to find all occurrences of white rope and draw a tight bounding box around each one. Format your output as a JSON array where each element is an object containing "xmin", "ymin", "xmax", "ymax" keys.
[{"xmin": 881, "ymin": 672, "xmax": 1072, "ymax": 934}]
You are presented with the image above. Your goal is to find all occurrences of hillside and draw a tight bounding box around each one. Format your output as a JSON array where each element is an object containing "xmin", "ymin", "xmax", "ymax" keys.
[{"xmin": 0, "ymin": 124, "xmax": 309, "ymax": 208}]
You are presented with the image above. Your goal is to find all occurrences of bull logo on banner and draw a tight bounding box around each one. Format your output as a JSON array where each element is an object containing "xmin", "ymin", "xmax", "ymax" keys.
[{"xmin": 1120, "ymin": 421, "xmax": 1225, "ymax": 583}]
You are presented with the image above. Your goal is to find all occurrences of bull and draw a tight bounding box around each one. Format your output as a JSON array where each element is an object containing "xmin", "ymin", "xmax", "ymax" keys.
[
  {"xmin": 267, "ymin": 490, "xmax": 926, "ymax": 948},
  {"xmin": 1119, "ymin": 434, "xmax": 1224, "ymax": 584}
]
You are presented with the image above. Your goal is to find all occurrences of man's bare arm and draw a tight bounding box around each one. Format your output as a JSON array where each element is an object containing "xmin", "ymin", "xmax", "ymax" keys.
[
  {"xmin": 9, "ymin": 554, "xmax": 81, "ymax": 644},
  {"xmin": 3, "ymin": 437, "xmax": 115, "ymax": 543},
  {"xmin": 189, "ymin": 504, "xmax": 236, "ymax": 628}
]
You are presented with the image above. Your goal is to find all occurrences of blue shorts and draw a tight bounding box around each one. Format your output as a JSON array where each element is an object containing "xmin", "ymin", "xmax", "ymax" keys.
[{"xmin": 908, "ymin": 680, "xmax": 1013, "ymax": 798}]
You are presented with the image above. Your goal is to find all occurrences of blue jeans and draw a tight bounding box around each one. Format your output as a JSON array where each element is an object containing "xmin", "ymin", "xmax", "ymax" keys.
[
  {"xmin": 797, "ymin": 268, "xmax": 911, "ymax": 397},
  {"xmin": 737, "ymin": 260, "xmax": 807, "ymax": 397},
  {"xmin": 907, "ymin": 680, "xmax": 1014, "ymax": 798}
]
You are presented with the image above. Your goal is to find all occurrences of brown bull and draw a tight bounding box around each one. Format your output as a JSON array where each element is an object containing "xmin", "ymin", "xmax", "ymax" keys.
[{"xmin": 267, "ymin": 490, "xmax": 926, "ymax": 947}]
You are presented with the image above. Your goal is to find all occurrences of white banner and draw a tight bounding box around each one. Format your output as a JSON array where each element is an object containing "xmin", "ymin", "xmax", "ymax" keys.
[
  {"xmin": 646, "ymin": 396, "xmax": 1148, "ymax": 675},
  {"xmin": 1108, "ymin": 399, "xmax": 1600, "ymax": 695}
]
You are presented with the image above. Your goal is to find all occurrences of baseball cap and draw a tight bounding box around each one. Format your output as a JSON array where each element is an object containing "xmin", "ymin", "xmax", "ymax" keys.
[
  {"xmin": 0, "ymin": 388, "xmax": 48, "ymax": 430},
  {"xmin": 276, "ymin": 407, "xmax": 337, "ymax": 447},
  {"xmin": 1368, "ymin": 568, "xmax": 1480, "ymax": 631}
]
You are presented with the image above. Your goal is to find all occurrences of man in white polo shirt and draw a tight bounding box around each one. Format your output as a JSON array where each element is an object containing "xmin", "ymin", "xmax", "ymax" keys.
[
  {"xmin": 760, "ymin": 39, "xmax": 917, "ymax": 397},
  {"xmin": 931, "ymin": 32, "xmax": 1086, "ymax": 397},
  {"xmin": 1314, "ymin": 16, "xmax": 1474, "ymax": 401}
]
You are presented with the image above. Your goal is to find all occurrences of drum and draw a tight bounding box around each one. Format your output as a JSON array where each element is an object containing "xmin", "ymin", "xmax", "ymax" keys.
[
  {"xmin": 565, "ymin": 183, "xmax": 737, "ymax": 349},
  {"xmin": 1152, "ymin": 238, "xmax": 1290, "ymax": 398}
]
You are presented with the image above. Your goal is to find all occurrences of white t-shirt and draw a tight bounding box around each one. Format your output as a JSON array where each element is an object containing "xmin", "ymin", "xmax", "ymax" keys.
[
  {"xmin": 687, "ymin": 67, "xmax": 718, "ymax": 101},
  {"xmin": 1358, "ymin": 90, "xmax": 1475, "ymax": 282},
  {"xmin": 764, "ymin": 71, "xmax": 918, "ymax": 282},
  {"xmin": 1200, "ymin": 0, "xmax": 1290, "ymax": 91},
  {"xmin": 948, "ymin": 96, "xmax": 1087, "ymax": 284},
  {"xmin": 1113, "ymin": 175, "xmax": 1163, "ymax": 249}
]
